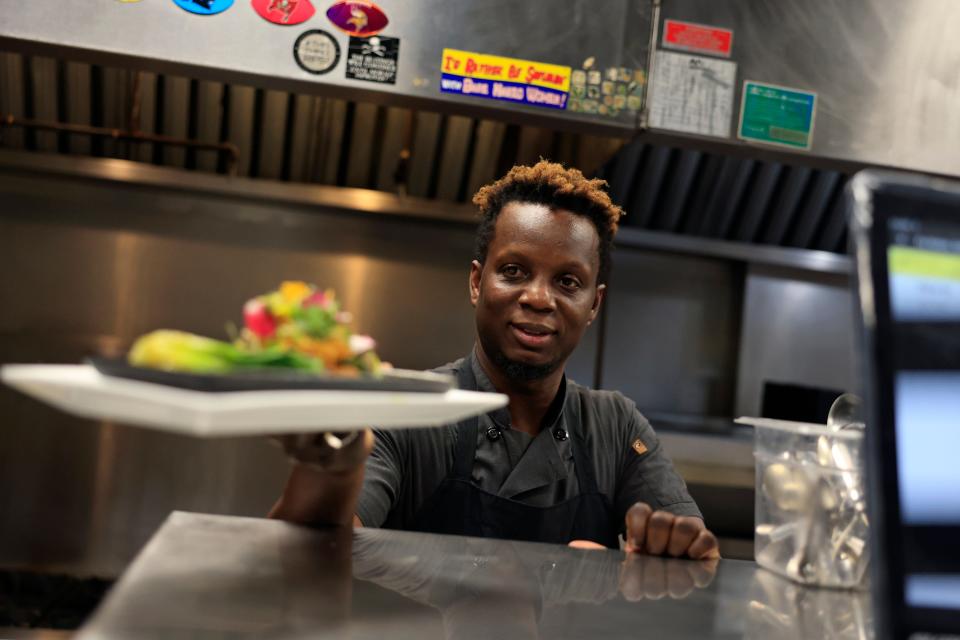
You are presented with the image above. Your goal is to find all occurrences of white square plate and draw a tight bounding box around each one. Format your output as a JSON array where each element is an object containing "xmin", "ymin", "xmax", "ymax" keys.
[{"xmin": 1, "ymin": 364, "xmax": 507, "ymax": 437}]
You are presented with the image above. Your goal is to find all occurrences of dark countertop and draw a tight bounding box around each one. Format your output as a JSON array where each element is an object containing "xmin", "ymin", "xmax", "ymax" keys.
[{"xmin": 75, "ymin": 511, "xmax": 873, "ymax": 639}]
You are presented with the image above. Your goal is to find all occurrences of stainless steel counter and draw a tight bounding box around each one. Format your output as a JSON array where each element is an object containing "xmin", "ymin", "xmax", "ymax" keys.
[{"xmin": 76, "ymin": 512, "xmax": 873, "ymax": 639}]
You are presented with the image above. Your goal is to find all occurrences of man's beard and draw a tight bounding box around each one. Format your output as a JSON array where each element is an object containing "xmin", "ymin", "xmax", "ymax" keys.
[{"xmin": 490, "ymin": 348, "xmax": 560, "ymax": 382}]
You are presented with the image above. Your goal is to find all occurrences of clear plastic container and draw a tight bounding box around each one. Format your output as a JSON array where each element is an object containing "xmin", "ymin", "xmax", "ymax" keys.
[{"xmin": 740, "ymin": 417, "xmax": 869, "ymax": 589}]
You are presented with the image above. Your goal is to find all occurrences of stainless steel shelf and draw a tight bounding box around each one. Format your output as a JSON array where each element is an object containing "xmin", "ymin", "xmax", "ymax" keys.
[
  {"xmin": 615, "ymin": 227, "xmax": 852, "ymax": 276},
  {"xmin": 0, "ymin": 148, "xmax": 853, "ymax": 276}
]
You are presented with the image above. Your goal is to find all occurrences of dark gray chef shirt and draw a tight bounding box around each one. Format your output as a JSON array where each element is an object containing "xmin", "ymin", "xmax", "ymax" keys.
[{"xmin": 356, "ymin": 351, "xmax": 701, "ymax": 532}]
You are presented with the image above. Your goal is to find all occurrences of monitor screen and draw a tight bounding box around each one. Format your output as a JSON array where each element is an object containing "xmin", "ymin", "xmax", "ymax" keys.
[
  {"xmin": 885, "ymin": 215, "xmax": 960, "ymax": 614},
  {"xmin": 888, "ymin": 217, "xmax": 960, "ymax": 322}
]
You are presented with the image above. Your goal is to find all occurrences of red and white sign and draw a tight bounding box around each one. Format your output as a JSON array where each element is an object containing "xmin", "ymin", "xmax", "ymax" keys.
[{"xmin": 662, "ymin": 19, "xmax": 733, "ymax": 58}]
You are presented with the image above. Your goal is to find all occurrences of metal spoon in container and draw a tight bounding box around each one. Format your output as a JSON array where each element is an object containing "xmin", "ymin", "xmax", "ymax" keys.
[
  {"xmin": 827, "ymin": 392, "xmax": 864, "ymax": 431},
  {"xmin": 823, "ymin": 393, "xmax": 870, "ymax": 585}
]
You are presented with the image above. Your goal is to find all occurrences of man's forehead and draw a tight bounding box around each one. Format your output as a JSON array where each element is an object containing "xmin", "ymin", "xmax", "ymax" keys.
[
  {"xmin": 488, "ymin": 202, "xmax": 600, "ymax": 269},
  {"xmin": 494, "ymin": 202, "xmax": 599, "ymax": 244}
]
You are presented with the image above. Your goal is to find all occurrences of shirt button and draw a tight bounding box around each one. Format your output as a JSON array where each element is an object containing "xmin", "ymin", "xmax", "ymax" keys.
[
  {"xmin": 486, "ymin": 427, "xmax": 502, "ymax": 441},
  {"xmin": 553, "ymin": 428, "xmax": 568, "ymax": 441}
]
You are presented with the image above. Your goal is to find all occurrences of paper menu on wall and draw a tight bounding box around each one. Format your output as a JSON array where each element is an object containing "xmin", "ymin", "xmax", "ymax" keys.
[{"xmin": 648, "ymin": 50, "xmax": 737, "ymax": 138}]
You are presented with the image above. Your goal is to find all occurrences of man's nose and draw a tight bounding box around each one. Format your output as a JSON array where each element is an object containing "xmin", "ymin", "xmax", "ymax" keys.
[{"xmin": 519, "ymin": 277, "xmax": 555, "ymax": 311}]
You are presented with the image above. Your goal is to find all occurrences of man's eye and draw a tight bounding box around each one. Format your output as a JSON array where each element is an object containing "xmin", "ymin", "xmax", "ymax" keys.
[
  {"xmin": 560, "ymin": 276, "xmax": 582, "ymax": 290},
  {"xmin": 502, "ymin": 265, "xmax": 523, "ymax": 278}
]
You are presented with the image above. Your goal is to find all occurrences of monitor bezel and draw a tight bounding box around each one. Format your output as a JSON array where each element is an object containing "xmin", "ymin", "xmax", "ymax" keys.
[{"xmin": 850, "ymin": 170, "xmax": 960, "ymax": 638}]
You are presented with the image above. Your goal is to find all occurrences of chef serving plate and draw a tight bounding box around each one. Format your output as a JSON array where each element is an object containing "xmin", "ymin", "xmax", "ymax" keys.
[
  {"xmin": 1, "ymin": 364, "xmax": 507, "ymax": 438},
  {"xmin": 88, "ymin": 357, "xmax": 454, "ymax": 393}
]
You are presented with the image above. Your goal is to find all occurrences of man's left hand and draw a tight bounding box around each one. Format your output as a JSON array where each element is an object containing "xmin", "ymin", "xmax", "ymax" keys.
[{"xmin": 624, "ymin": 502, "xmax": 720, "ymax": 559}]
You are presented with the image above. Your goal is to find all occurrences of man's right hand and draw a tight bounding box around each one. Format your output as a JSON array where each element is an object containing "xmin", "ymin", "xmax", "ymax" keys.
[
  {"xmin": 268, "ymin": 429, "xmax": 374, "ymax": 527},
  {"xmin": 272, "ymin": 429, "xmax": 374, "ymax": 474}
]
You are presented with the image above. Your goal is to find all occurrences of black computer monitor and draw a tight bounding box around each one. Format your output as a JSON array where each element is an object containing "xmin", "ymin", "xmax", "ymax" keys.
[{"xmin": 850, "ymin": 170, "xmax": 960, "ymax": 639}]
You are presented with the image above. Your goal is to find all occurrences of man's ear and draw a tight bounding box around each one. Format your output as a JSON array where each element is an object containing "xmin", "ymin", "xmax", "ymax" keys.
[
  {"xmin": 587, "ymin": 284, "xmax": 606, "ymax": 325},
  {"xmin": 469, "ymin": 260, "xmax": 483, "ymax": 307}
]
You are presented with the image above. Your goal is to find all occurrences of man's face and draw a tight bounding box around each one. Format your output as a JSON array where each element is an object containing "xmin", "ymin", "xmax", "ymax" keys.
[{"xmin": 470, "ymin": 202, "xmax": 605, "ymax": 380}]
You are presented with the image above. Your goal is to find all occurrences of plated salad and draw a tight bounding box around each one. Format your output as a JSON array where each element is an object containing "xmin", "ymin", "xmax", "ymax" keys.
[{"xmin": 129, "ymin": 281, "xmax": 383, "ymax": 376}]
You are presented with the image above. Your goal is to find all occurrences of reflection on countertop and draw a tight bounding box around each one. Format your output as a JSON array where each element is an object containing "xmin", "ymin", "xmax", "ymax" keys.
[
  {"xmin": 75, "ymin": 512, "xmax": 874, "ymax": 639},
  {"xmin": 747, "ymin": 570, "xmax": 873, "ymax": 640}
]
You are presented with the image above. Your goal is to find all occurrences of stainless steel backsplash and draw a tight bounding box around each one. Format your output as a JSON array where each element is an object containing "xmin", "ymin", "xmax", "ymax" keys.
[
  {"xmin": 0, "ymin": 155, "xmax": 482, "ymax": 577},
  {"xmin": 0, "ymin": 151, "xmax": 858, "ymax": 575}
]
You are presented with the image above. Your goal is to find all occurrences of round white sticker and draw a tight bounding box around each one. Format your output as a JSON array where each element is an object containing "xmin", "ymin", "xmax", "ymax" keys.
[{"xmin": 294, "ymin": 30, "xmax": 341, "ymax": 75}]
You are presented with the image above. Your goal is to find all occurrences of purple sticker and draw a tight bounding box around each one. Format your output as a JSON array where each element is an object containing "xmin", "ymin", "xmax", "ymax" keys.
[{"xmin": 325, "ymin": 0, "xmax": 388, "ymax": 37}]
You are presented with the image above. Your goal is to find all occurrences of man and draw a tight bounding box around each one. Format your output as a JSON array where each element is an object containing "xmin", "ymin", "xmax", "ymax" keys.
[{"xmin": 270, "ymin": 161, "xmax": 719, "ymax": 559}]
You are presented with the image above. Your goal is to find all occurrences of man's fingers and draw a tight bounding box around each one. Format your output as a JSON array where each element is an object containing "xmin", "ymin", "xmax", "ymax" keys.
[
  {"xmin": 280, "ymin": 434, "xmax": 309, "ymax": 457},
  {"xmin": 686, "ymin": 529, "xmax": 721, "ymax": 560},
  {"xmin": 274, "ymin": 433, "xmax": 320, "ymax": 457},
  {"xmin": 667, "ymin": 516, "xmax": 703, "ymax": 558},
  {"xmin": 273, "ymin": 429, "xmax": 374, "ymax": 473},
  {"xmin": 644, "ymin": 510, "xmax": 674, "ymax": 556},
  {"xmin": 627, "ymin": 504, "xmax": 720, "ymax": 562},
  {"xmin": 625, "ymin": 502, "xmax": 653, "ymax": 552}
]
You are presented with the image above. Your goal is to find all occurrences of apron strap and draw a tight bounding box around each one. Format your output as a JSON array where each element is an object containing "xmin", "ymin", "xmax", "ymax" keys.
[
  {"xmin": 567, "ymin": 392, "xmax": 601, "ymax": 495},
  {"xmin": 452, "ymin": 359, "xmax": 480, "ymax": 481}
]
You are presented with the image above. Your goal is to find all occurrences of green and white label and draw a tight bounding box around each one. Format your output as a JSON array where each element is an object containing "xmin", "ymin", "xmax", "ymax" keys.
[{"xmin": 737, "ymin": 81, "xmax": 816, "ymax": 149}]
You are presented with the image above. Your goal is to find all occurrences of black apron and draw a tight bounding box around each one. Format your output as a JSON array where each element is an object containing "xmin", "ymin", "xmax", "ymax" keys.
[{"xmin": 409, "ymin": 361, "xmax": 619, "ymax": 549}]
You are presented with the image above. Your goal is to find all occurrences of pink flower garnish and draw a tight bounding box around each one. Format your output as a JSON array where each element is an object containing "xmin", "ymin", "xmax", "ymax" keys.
[
  {"xmin": 243, "ymin": 299, "xmax": 277, "ymax": 338},
  {"xmin": 303, "ymin": 291, "xmax": 329, "ymax": 308}
]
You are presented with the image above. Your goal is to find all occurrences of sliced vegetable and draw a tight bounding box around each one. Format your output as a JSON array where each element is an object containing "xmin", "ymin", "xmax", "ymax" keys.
[{"xmin": 129, "ymin": 281, "xmax": 382, "ymax": 376}]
